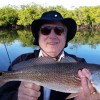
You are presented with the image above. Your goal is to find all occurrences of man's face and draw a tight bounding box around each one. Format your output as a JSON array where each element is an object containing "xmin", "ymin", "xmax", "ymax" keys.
[{"xmin": 39, "ymin": 21, "xmax": 67, "ymax": 57}]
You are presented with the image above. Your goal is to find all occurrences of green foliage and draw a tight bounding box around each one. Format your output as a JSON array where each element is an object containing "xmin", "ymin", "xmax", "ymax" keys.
[
  {"xmin": 0, "ymin": 6, "xmax": 18, "ymax": 26},
  {"xmin": 0, "ymin": 4, "xmax": 100, "ymax": 28},
  {"xmin": 74, "ymin": 6, "xmax": 100, "ymax": 26},
  {"xmin": 17, "ymin": 4, "xmax": 43, "ymax": 26}
]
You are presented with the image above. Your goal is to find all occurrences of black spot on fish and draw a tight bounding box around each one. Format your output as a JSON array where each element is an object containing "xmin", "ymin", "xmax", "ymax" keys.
[{"xmin": 0, "ymin": 72, "xmax": 3, "ymax": 76}]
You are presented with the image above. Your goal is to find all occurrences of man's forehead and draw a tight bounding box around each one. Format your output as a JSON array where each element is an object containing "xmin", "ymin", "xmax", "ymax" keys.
[
  {"xmin": 41, "ymin": 21, "xmax": 65, "ymax": 26},
  {"xmin": 43, "ymin": 20, "xmax": 62, "ymax": 24}
]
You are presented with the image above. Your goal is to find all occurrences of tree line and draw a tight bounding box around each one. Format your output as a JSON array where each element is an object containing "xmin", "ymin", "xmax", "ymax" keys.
[{"xmin": 0, "ymin": 3, "xmax": 100, "ymax": 29}]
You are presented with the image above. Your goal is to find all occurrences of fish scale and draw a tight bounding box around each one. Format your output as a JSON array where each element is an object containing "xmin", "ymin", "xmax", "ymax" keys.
[{"xmin": 0, "ymin": 57, "xmax": 100, "ymax": 95}]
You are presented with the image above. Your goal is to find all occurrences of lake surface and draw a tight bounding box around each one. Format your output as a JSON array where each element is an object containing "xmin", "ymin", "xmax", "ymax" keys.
[{"xmin": 0, "ymin": 29, "xmax": 100, "ymax": 70}]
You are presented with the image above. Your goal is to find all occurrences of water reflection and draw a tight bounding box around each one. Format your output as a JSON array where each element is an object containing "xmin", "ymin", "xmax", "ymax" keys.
[{"xmin": 0, "ymin": 29, "xmax": 100, "ymax": 70}]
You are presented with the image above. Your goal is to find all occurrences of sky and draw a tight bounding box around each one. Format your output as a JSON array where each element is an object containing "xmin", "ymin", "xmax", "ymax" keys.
[{"xmin": 0, "ymin": 0, "xmax": 100, "ymax": 9}]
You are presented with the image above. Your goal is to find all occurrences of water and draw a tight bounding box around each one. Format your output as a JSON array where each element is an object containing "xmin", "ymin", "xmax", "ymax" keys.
[
  {"xmin": 0, "ymin": 40, "xmax": 34, "ymax": 70},
  {"xmin": 65, "ymin": 43, "xmax": 100, "ymax": 64},
  {"xmin": 0, "ymin": 29, "xmax": 100, "ymax": 70}
]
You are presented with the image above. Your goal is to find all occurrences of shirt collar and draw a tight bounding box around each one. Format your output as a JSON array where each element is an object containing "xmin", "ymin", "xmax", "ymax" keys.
[{"xmin": 39, "ymin": 50, "xmax": 65, "ymax": 61}]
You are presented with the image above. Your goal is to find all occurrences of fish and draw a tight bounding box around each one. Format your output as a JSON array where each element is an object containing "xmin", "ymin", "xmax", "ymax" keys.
[{"xmin": 0, "ymin": 57, "xmax": 100, "ymax": 99}]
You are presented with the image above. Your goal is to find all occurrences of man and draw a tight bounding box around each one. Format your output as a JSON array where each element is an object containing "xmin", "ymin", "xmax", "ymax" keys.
[{"xmin": 0, "ymin": 10, "xmax": 99, "ymax": 100}]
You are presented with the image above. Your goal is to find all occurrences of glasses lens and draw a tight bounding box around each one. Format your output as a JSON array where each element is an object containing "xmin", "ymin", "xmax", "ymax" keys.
[
  {"xmin": 40, "ymin": 26, "xmax": 51, "ymax": 35},
  {"xmin": 54, "ymin": 26, "xmax": 64, "ymax": 35},
  {"xmin": 40, "ymin": 26, "xmax": 64, "ymax": 35}
]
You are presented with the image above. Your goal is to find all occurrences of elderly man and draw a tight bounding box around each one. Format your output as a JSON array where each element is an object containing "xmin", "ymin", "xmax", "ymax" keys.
[{"xmin": 0, "ymin": 10, "xmax": 99, "ymax": 100}]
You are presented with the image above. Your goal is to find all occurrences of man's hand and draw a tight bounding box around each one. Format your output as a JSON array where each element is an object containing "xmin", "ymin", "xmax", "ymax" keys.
[
  {"xmin": 18, "ymin": 82, "xmax": 41, "ymax": 100},
  {"xmin": 74, "ymin": 68, "xmax": 100, "ymax": 100}
]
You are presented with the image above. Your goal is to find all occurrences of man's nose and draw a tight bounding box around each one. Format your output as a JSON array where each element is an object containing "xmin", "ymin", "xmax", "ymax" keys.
[{"xmin": 49, "ymin": 29, "xmax": 57, "ymax": 38}]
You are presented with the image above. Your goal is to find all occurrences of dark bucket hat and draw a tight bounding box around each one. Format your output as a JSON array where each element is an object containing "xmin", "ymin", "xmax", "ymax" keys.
[{"xmin": 31, "ymin": 10, "xmax": 77, "ymax": 47}]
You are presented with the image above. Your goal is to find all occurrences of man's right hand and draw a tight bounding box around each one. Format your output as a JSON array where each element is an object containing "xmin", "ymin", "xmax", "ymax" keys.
[{"xmin": 18, "ymin": 82, "xmax": 41, "ymax": 100}]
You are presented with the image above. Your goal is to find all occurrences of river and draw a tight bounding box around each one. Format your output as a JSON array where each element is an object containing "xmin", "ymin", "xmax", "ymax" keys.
[{"xmin": 0, "ymin": 29, "xmax": 100, "ymax": 70}]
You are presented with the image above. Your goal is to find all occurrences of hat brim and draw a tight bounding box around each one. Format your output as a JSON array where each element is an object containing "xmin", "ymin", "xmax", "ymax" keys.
[{"xmin": 31, "ymin": 18, "xmax": 77, "ymax": 47}]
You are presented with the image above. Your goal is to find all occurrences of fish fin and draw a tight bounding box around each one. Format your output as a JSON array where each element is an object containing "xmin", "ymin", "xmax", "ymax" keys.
[
  {"xmin": 91, "ymin": 71, "xmax": 100, "ymax": 93},
  {"xmin": 61, "ymin": 56, "xmax": 77, "ymax": 63},
  {"xmin": 11, "ymin": 57, "xmax": 57, "ymax": 71},
  {"xmin": 66, "ymin": 93, "xmax": 79, "ymax": 99}
]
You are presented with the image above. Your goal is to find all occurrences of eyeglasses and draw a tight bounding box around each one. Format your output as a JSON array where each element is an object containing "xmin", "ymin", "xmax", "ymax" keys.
[{"xmin": 40, "ymin": 26, "xmax": 65, "ymax": 36}]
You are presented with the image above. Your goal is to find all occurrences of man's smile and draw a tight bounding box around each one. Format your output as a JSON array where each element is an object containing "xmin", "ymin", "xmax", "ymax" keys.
[{"xmin": 47, "ymin": 42, "xmax": 58, "ymax": 45}]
